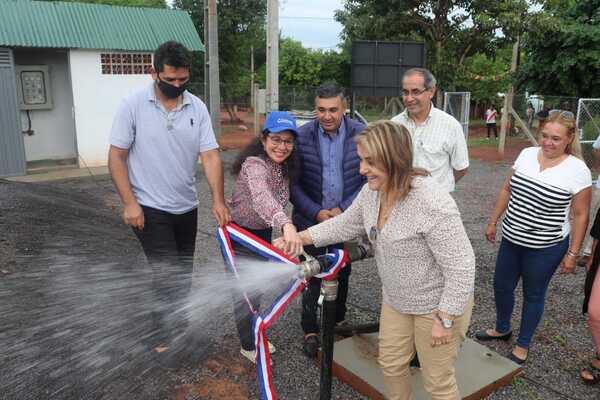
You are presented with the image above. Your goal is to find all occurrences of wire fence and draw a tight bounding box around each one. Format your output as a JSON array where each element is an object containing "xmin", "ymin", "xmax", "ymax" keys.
[
  {"xmin": 187, "ymin": 82, "xmax": 404, "ymax": 120},
  {"xmin": 185, "ymin": 82, "xmax": 599, "ymax": 147}
]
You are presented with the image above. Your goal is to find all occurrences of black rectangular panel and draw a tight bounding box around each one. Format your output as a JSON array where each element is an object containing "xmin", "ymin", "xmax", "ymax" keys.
[
  {"xmin": 352, "ymin": 42, "xmax": 376, "ymax": 65},
  {"xmin": 351, "ymin": 40, "xmax": 426, "ymax": 97}
]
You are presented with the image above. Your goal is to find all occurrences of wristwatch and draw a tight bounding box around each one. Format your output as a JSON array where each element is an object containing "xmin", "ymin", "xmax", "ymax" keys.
[{"xmin": 436, "ymin": 313, "xmax": 454, "ymax": 329}]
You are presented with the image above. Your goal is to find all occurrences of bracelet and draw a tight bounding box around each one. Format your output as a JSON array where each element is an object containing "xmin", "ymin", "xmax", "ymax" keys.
[{"xmin": 566, "ymin": 250, "xmax": 579, "ymax": 258}]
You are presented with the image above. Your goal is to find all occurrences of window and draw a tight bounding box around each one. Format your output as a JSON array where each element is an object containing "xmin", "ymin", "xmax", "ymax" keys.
[{"xmin": 101, "ymin": 52, "xmax": 152, "ymax": 75}]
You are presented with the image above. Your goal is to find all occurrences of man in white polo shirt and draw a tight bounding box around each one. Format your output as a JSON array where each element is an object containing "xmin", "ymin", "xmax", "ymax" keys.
[
  {"xmin": 108, "ymin": 41, "xmax": 230, "ymax": 355},
  {"xmin": 391, "ymin": 68, "xmax": 469, "ymax": 192}
]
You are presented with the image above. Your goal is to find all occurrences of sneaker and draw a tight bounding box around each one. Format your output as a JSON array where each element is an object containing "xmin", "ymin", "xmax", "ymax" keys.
[
  {"xmin": 240, "ymin": 348, "xmax": 257, "ymax": 363},
  {"xmin": 303, "ymin": 334, "xmax": 320, "ymax": 358},
  {"xmin": 240, "ymin": 347, "xmax": 274, "ymax": 365}
]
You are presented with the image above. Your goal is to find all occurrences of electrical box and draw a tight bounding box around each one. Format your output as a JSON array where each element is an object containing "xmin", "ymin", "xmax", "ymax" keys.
[{"xmin": 15, "ymin": 65, "xmax": 53, "ymax": 110}]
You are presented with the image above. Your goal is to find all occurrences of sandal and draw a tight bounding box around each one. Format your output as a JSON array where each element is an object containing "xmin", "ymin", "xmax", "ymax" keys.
[{"xmin": 580, "ymin": 364, "xmax": 600, "ymax": 385}]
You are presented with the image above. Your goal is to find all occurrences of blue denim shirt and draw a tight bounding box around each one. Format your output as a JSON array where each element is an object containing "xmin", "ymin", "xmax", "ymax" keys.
[{"xmin": 318, "ymin": 119, "xmax": 346, "ymax": 209}]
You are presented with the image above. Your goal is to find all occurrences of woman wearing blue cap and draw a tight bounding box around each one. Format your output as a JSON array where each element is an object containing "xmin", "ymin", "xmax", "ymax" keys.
[{"xmin": 227, "ymin": 111, "xmax": 303, "ymax": 362}]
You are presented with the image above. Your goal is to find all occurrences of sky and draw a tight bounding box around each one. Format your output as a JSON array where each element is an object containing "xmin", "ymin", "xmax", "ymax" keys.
[
  {"xmin": 279, "ymin": 0, "xmax": 345, "ymax": 50},
  {"xmin": 167, "ymin": 0, "xmax": 345, "ymax": 51}
]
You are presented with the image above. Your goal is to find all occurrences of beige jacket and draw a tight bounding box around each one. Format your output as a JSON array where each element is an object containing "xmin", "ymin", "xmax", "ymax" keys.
[{"xmin": 308, "ymin": 177, "xmax": 475, "ymax": 316}]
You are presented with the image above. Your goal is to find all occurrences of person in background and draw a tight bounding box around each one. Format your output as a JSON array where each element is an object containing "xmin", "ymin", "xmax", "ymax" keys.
[
  {"xmin": 536, "ymin": 106, "xmax": 550, "ymax": 132},
  {"xmin": 108, "ymin": 41, "xmax": 229, "ymax": 357},
  {"xmin": 579, "ymin": 133, "xmax": 600, "ymax": 265},
  {"xmin": 391, "ymin": 67, "xmax": 469, "ymax": 193},
  {"xmin": 581, "ymin": 208, "xmax": 600, "ymax": 384},
  {"xmin": 526, "ymin": 102, "xmax": 535, "ymax": 130},
  {"xmin": 485, "ymin": 105, "xmax": 498, "ymax": 139},
  {"xmin": 291, "ymin": 82, "xmax": 366, "ymax": 358},
  {"xmin": 277, "ymin": 120, "xmax": 475, "ymax": 400},
  {"xmin": 227, "ymin": 111, "xmax": 303, "ymax": 363},
  {"xmin": 476, "ymin": 110, "xmax": 591, "ymax": 364}
]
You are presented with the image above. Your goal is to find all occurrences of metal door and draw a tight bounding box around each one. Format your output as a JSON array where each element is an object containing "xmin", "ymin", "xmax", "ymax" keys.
[{"xmin": 0, "ymin": 48, "xmax": 26, "ymax": 177}]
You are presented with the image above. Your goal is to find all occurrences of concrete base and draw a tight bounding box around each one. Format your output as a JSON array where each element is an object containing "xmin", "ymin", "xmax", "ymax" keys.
[
  {"xmin": 5, "ymin": 166, "xmax": 108, "ymax": 183},
  {"xmin": 332, "ymin": 335, "xmax": 521, "ymax": 400}
]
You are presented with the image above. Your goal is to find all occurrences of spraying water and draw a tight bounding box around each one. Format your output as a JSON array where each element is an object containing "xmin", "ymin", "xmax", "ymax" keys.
[
  {"xmin": 0, "ymin": 252, "xmax": 299, "ymax": 399},
  {"xmin": 0, "ymin": 180, "xmax": 301, "ymax": 399}
]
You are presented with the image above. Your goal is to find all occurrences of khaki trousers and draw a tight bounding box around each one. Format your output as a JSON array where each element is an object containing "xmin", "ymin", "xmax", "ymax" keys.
[{"xmin": 378, "ymin": 303, "xmax": 466, "ymax": 400}]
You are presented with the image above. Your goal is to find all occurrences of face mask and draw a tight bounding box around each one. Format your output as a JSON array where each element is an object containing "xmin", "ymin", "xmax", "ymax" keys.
[{"xmin": 157, "ymin": 77, "xmax": 188, "ymax": 99}]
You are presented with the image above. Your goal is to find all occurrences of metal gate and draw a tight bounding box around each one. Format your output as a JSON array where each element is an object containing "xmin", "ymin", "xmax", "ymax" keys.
[
  {"xmin": 577, "ymin": 98, "xmax": 600, "ymax": 140},
  {"xmin": 444, "ymin": 92, "xmax": 471, "ymax": 139},
  {"xmin": 0, "ymin": 48, "xmax": 26, "ymax": 177}
]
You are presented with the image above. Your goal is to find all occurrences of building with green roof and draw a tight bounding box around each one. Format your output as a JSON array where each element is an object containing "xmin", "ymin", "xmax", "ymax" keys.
[{"xmin": 0, "ymin": 0, "xmax": 204, "ymax": 177}]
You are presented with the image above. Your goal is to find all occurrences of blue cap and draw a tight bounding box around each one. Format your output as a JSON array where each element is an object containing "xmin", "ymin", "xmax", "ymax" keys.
[{"xmin": 263, "ymin": 111, "xmax": 298, "ymax": 136}]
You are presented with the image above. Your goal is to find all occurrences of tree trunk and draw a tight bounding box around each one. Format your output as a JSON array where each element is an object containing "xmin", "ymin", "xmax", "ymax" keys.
[{"xmin": 435, "ymin": 40, "xmax": 444, "ymax": 108}]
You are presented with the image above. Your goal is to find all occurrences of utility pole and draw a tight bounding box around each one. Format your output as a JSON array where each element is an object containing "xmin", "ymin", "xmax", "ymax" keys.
[
  {"xmin": 266, "ymin": 0, "xmax": 279, "ymax": 111},
  {"xmin": 203, "ymin": 0, "xmax": 209, "ymax": 105},
  {"xmin": 206, "ymin": 0, "xmax": 221, "ymax": 136},
  {"xmin": 250, "ymin": 45, "xmax": 255, "ymax": 111}
]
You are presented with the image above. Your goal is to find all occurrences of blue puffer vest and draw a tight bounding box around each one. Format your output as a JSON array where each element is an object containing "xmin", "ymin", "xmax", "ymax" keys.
[{"xmin": 290, "ymin": 115, "xmax": 366, "ymax": 231}]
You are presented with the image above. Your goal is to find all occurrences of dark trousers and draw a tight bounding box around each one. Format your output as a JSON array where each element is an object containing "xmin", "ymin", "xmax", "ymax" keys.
[
  {"xmin": 301, "ymin": 244, "xmax": 352, "ymax": 335},
  {"xmin": 133, "ymin": 205, "xmax": 197, "ymax": 345},
  {"xmin": 230, "ymin": 225, "xmax": 272, "ymax": 351},
  {"xmin": 494, "ymin": 237, "xmax": 568, "ymax": 349},
  {"xmin": 486, "ymin": 123, "xmax": 498, "ymax": 138}
]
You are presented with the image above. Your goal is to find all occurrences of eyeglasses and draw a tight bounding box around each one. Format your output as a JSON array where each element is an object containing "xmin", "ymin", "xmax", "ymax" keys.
[
  {"xmin": 268, "ymin": 136, "xmax": 295, "ymax": 148},
  {"xmin": 401, "ymin": 88, "xmax": 429, "ymax": 97},
  {"xmin": 549, "ymin": 109, "xmax": 575, "ymax": 119},
  {"xmin": 369, "ymin": 226, "xmax": 378, "ymax": 242}
]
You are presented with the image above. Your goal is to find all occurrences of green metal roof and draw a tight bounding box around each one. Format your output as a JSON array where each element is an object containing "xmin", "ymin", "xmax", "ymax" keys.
[{"xmin": 0, "ymin": 0, "xmax": 204, "ymax": 52}]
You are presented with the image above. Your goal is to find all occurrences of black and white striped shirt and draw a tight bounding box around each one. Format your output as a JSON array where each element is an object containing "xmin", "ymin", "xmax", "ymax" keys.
[{"xmin": 501, "ymin": 147, "xmax": 591, "ymax": 248}]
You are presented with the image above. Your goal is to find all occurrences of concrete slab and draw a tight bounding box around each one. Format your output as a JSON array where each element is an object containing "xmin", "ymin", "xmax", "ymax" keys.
[
  {"xmin": 5, "ymin": 166, "xmax": 109, "ymax": 183},
  {"xmin": 5, "ymin": 160, "xmax": 208, "ymax": 183},
  {"xmin": 332, "ymin": 335, "xmax": 521, "ymax": 400}
]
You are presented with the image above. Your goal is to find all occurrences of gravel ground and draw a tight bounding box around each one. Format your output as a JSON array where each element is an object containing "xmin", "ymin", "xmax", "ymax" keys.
[{"xmin": 1, "ymin": 152, "xmax": 599, "ymax": 400}]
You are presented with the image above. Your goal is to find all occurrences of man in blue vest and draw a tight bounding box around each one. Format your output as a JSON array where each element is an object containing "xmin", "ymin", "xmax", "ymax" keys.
[{"xmin": 291, "ymin": 83, "xmax": 366, "ymax": 358}]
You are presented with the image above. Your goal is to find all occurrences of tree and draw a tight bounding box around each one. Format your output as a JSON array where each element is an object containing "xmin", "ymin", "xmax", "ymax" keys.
[
  {"xmin": 174, "ymin": 0, "xmax": 267, "ymax": 122},
  {"xmin": 318, "ymin": 45, "xmax": 351, "ymax": 88},
  {"xmin": 279, "ymin": 38, "xmax": 322, "ymax": 87},
  {"xmin": 454, "ymin": 49, "xmax": 512, "ymax": 115},
  {"xmin": 40, "ymin": 0, "xmax": 166, "ymax": 7},
  {"xmin": 335, "ymin": 0, "xmax": 503, "ymax": 105},
  {"xmin": 517, "ymin": 0, "xmax": 600, "ymax": 97}
]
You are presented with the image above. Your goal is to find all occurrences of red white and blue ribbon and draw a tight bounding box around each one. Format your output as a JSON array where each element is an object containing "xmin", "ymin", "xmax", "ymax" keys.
[{"xmin": 217, "ymin": 223, "xmax": 347, "ymax": 400}]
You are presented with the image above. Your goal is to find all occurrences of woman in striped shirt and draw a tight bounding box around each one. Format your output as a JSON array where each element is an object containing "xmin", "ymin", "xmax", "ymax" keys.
[{"xmin": 476, "ymin": 110, "xmax": 592, "ymax": 364}]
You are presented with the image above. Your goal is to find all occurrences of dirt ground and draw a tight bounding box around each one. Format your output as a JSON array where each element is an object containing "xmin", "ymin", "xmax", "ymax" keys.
[{"xmin": 1, "ymin": 116, "xmax": 599, "ymax": 400}]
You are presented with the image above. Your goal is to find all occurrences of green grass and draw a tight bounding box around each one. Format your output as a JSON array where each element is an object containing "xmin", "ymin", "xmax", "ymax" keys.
[
  {"xmin": 468, "ymin": 136, "xmax": 498, "ymax": 148},
  {"xmin": 358, "ymin": 110, "xmax": 395, "ymax": 123}
]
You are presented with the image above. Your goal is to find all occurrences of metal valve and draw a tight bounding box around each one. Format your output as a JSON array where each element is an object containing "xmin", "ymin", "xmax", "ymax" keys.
[{"xmin": 297, "ymin": 251, "xmax": 327, "ymax": 280}]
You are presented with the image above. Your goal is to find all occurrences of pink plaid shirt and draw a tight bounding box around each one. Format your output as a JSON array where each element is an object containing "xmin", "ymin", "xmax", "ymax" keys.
[{"xmin": 228, "ymin": 156, "xmax": 291, "ymax": 230}]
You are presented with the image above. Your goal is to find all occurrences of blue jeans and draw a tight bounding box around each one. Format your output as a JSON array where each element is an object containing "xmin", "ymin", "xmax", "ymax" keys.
[{"xmin": 494, "ymin": 237, "xmax": 569, "ymax": 349}]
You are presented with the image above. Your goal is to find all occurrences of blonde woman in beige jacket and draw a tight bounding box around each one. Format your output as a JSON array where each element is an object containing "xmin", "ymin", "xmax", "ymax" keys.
[{"xmin": 276, "ymin": 121, "xmax": 475, "ymax": 400}]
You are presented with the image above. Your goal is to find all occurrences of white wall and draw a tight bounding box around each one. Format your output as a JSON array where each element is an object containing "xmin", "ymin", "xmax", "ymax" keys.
[
  {"xmin": 69, "ymin": 49, "xmax": 151, "ymax": 167},
  {"xmin": 14, "ymin": 49, "xmax": 77, "ymax": 162}
]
